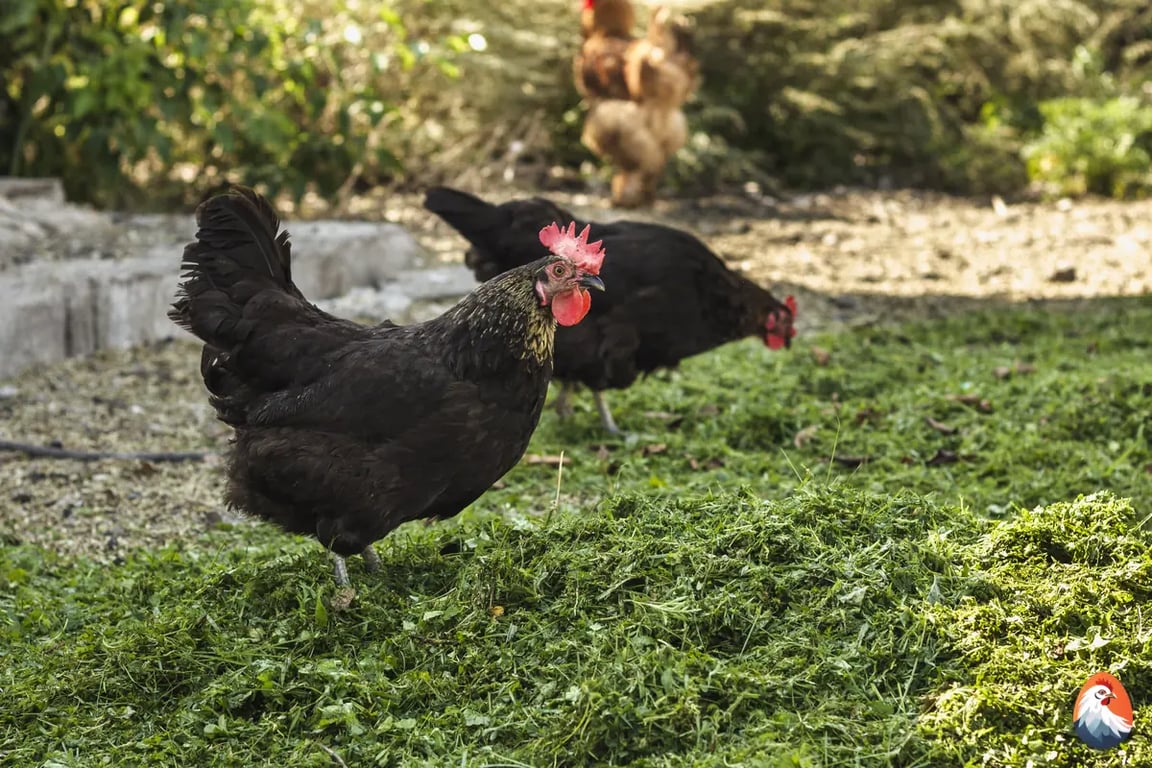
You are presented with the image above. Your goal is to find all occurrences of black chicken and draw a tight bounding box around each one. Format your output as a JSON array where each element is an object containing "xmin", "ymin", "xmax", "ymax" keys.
[
  {"xmin": 170, "ymin": 187, "xmax": 605, "ymax": 585},
  {"xmin": 424, "ymin": 185, "xmax": 795, "ymax": 434}
]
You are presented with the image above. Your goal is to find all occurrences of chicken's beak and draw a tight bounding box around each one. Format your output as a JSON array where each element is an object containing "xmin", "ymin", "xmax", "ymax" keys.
[{"xmin": 579, "ymin": 274, "xmax": 606, "ymax": 291}]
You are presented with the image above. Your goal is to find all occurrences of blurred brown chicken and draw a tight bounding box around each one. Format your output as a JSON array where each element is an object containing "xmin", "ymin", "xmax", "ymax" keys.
[{"xmin": 574, "ymin": 0, "xmax": 698, "ymax": 208}]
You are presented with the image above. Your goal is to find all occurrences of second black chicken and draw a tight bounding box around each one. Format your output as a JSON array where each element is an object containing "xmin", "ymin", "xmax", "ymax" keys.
[{"xmin": 424, "ymin": 186, "xmax": 796, "ymax": 434}]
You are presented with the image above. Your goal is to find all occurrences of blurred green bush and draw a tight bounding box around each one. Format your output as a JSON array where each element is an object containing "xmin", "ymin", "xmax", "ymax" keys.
[
  {"xmin": 679, "ymin": 0, "xmax": 1152, "ymax": 196},
  {"xmin": 1023, "ymin": 96, "xmax": 1152, "ymax": 198},
  {"xmin": 1, "ymin": 0, "xmax": 1150, "ymax": 207},
  {"xmin": 0, "ymin": 0, "xmax": 468, "ymax": 207}
]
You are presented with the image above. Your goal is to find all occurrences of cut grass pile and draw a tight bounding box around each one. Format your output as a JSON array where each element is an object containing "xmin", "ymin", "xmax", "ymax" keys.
[{"xmin": 2, "ymin": 296, "xmax": 1151, "ymax": 766}]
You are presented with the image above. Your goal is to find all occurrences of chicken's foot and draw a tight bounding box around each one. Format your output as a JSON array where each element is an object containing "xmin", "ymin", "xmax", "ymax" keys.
[
  {"xmin": 362, "ymin": 545, "xmax": 381, "ymax": 573},
  {"xmin": 594, "ymin": 391, "xmax": 621, "ymax": 434}
]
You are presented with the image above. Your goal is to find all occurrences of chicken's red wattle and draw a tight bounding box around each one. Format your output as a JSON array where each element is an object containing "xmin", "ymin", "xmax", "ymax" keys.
[{"xmin": 552, "ymin": 287, "xmax": 592, "ymax": 326}]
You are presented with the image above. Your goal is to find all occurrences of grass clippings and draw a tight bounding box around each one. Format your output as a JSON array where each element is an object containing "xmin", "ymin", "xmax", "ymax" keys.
[{"xmin": 1, "ymin": 296, "xmax": 1151, "ymax": 765}]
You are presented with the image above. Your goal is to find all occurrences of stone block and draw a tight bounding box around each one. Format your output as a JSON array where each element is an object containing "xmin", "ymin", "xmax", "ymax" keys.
[{"xmin": 0, "ymin": 215, "xmax": 426, "ymax": 378}]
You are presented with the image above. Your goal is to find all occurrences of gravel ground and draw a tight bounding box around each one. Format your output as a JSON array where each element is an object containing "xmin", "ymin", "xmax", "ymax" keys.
[
  {"xmin": 373, "ymin": 184, "xmax": 1152, "ymax": 325},
  {"xmin": 2, "ymin": 186, "xmax": 1149, "ymax": 561},
  {"xmin": 0, "ymin": 340, "xmax": 232, "ymax": 560}
]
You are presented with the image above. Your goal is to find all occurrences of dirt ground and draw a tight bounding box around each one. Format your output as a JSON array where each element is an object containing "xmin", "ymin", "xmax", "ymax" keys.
[{"xmin": 2, "ymin": 186, "xmax": 1149, "ymax": 561}]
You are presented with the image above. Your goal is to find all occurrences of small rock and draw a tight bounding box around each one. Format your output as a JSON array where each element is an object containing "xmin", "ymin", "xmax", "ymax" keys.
[
  {"xmin": 793, "ymin": 425, "xmax": 819, "ymax": 448},
  {"xmin": 926, "ymin": 449, "xmax": 963, "ymax": 466},
  {"xmin": 1048, "ymin": 267, "xmax": 1077, "ymax": 283},
  {"xmin": 331, "ymin": 587, "xmax": 357, "ymax": 612},
  {"xmin": 832, "ymin": 453, "xmax": 870, "ymax": 468}
]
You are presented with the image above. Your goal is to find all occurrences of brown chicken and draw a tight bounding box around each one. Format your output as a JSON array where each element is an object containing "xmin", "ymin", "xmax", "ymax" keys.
[
  {"xmin": 575, "ymin": 0, "xmax": 636, "ymax": 101},
  {"xmin": 425, "ymin": 186, "xmax": 795, "ymax": 434},
  {"xmin": 575, "ymin": 0, "xmax": 698, "ymax": 208},
  {"xmin": 170, "ymin": 187, "xmax": 605, "ymax": 585}
]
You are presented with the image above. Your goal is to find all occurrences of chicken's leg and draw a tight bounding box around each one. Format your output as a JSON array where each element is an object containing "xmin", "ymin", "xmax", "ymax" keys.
[
  {"xmin": 362, "ymin": 545, "xmax": 381, "ymax": 573},
  {"xmin": 332, "ymin": 554, "xmax": 351, "ymax": 587},
  {"xmin": 553, "ymin": 382, "xmax": 574, "ymax": 418},
  {"xmin": 332, "ymin": 547, "xmax": 381, "ymax": 584},
  {"xmin": 594, "ymin": 391, "xmax": 621, "ymax": 434}
]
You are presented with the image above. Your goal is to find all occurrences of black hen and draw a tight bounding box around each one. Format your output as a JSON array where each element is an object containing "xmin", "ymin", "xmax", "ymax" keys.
[
  {"xmin": 171, "ymin": 187, "xmax": 605, "ymax": 584},
  {"xmin": 425, "ymin": 186, "xmax": 795, "ymax": 434}
]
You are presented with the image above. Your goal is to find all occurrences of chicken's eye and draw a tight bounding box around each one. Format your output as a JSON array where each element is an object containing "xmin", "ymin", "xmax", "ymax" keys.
[{"xmin": 550, "ymin": 264, "xmax": 566, "ymax": 278}]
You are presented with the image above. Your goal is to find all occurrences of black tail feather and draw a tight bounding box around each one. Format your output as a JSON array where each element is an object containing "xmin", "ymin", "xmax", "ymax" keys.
[
  {"xmin": 171, "ymin": 187, "xmax": 378, "ymax": 426},
  {"xmin": 423, "ymin": 186, "xmax": 503, "ymax": 250},
  {"xmin": 169, "ymin": 186, "xmax": 300, "ymax": 346},
  {"xmin": 424, "ymin": 186, "xmax": 577, "ymax": 282},
  {"xmin": 423, "ymin": 185, "xmax": 494, "ymax": 219},
  {"xmin": 424, "ymin": 186, "xmax": 516, "ymax": 282}
]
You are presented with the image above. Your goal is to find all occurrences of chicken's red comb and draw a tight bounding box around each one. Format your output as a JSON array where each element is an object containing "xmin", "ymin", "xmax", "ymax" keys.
[
  {"xmin": 583, "ymin": 0, "xmax": 595, "ymax": 8},
  {"xmin": 786, "ymin": 295, "xmax": 797, "ymax": 315},
  {"xmin": 539, "ymin": 221, "xmax": 604, "ymax": 275}
]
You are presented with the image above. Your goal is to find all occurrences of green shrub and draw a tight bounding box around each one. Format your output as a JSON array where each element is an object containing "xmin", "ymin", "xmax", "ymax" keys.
[
  {"xmin": 0, "ymin": 0, "xmax": 467, "ymax": 208},
  {"xmin": 1023, "ymin": 96, "xmax": 1152, "ymax": 198},
  {"xmin": 681, "ymin": 0, "xmax": 1152, "ymax": 193}
]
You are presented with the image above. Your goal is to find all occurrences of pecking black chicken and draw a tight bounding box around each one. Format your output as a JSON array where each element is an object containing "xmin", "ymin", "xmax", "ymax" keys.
[
  {"xmin": 424, "ymin": 186, "xmax": 795, "ymax": 434},
  {"xmin": 170, "ymin": 187, "xmax": 605, "ymax": 585}
]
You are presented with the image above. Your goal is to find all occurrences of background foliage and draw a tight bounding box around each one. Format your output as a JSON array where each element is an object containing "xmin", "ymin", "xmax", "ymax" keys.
[
  {"xmin": 1, "ymin": 0, "xmax": 1151, "ymax": 207},
  {"xmin": 0, "ymin": 0, "xmax": 471, "ymax": 207}
]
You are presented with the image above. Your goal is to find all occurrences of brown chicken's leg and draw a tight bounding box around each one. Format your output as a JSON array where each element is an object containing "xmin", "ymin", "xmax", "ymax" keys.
[
  {"xmin": 361, "ymin": 545, "xmax": 381, "ymax": 573},
  {"xmin": 594, "ymin": 391, "xmax": 621, "ymax": 434},
  {"xmin": 611, "ymin": 171, "xmax": 651, "ymax": 209}
]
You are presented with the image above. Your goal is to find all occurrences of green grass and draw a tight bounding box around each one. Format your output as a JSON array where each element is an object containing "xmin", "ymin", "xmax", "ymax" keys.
[{"xmin": 3, "ymin": 298, "xmax": 1152, "ymax": 767}]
